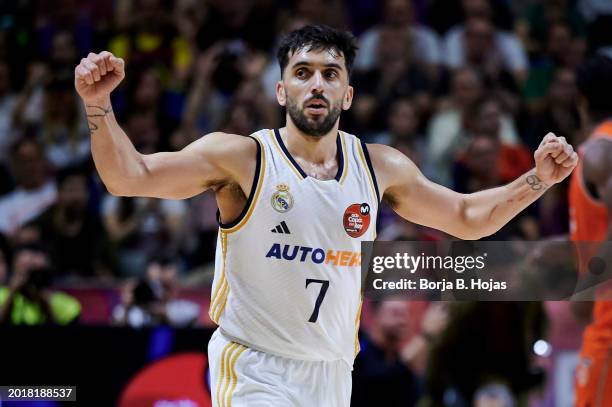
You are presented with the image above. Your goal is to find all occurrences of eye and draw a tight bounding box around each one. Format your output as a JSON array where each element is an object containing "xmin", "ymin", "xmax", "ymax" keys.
[
  {"xmin": 295, "ymin": 68, "xmax": 308, "ymax": 79},
  {"xmin": 325, "ymin": 70, "xmax": 338, "ymax": 79}
]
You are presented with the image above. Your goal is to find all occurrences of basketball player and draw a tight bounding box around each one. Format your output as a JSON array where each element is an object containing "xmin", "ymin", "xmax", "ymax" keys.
[
  {"xmin": 571, "ymin": 55, "xmax": 612, "ymax": 407},
  {"xmin": 75, "ymin": 25, "xmax": 578, "ymax": 407}
]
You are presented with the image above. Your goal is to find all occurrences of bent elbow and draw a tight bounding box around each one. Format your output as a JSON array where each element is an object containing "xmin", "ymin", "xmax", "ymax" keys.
[
  {"xmin": 456, "ymin": 198, "xmax": 491, "ymax": 240},
  {"xmin": 106, "ymin": 183, "xmax": 126, "ymax": 197},
  {"xmin": 455, "ymin": 229, "xmax": 486, "ymax": 241},
  {"xmin": 457, "ymin": 223, "xmax": 502, "ymax": 240},
  {"xmin": 105, "ymin": 178, "xmax": 137, "ymax": 197}
]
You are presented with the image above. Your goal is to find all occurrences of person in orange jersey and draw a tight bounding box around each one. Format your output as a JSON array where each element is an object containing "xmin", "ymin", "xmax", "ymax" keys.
[{"xmin": 570, "ymin": 55, "xmax": 612, "ymax": 407}]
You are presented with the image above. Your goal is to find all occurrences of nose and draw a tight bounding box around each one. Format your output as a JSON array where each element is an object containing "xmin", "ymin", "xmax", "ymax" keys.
[{"xmin": 310, "ymin": 71, "xmax": 324, "ymax": 94}]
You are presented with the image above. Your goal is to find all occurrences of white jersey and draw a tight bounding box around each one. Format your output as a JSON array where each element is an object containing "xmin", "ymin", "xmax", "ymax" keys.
[{"xmin": 208, "ymin": 129, "xmax": 379, "ymax": 368}]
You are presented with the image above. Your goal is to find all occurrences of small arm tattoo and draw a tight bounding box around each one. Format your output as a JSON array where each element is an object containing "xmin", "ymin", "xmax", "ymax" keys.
[
  {"xmin": 86, "ymin": 105, "xmax": 112, "ymax": 133},
  {"xmin": 526, "ymin": 174, "xmax": 547, "ymax": 191}
]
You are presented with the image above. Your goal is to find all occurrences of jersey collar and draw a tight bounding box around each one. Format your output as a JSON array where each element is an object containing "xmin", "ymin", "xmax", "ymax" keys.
[{"xmin": 273, "ymin": 129, "xmax": 345, "ymax": 182}]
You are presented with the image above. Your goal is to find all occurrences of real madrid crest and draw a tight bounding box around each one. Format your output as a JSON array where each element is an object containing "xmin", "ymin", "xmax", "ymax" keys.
[{"xmin": 271, "ymin": 183, "xmax": 294, "ymax": 213}]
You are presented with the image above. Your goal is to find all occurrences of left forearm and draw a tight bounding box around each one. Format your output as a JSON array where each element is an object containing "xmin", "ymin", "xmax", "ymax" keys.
[{"xmin": 463, "ymin": 169, "xmax": 548, "ymax": 238}]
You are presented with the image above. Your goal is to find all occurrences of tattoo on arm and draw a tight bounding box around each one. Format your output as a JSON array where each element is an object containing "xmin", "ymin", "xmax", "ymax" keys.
[
  {"xmin": 86, "ymin": 105, "xmax": 113, "ymax": 133},
  {"xmin": 526, "ymin": 174, "xmax": 547, "ymax": 191}
]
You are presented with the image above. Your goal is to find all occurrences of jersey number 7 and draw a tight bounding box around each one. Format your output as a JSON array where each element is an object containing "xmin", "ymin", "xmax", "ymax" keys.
[{"xmin": 305, "ymin": 279, "xmax": 329, "ymax": 323}]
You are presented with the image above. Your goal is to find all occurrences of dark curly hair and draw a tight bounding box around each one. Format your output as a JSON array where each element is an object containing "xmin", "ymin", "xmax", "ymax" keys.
[{"xmin": 276, "ymin": 24, "xmax": 358, "ymax": 78}]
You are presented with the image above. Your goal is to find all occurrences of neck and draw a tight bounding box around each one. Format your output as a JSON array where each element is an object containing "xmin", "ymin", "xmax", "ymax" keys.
[{"xmin": 282, "ymin": 117, "xmax": 339, "ymax": 164}]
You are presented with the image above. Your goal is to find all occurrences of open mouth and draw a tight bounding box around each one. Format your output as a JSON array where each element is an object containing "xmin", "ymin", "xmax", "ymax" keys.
[{"xmin": 305, "ymin": 99, "xmax": 328, "ymax": 114}]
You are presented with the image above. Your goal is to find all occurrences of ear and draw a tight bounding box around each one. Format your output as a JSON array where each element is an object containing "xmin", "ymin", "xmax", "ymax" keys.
[
  {"xmin": 276, "ymin": 81, "xmax": 286, "ymax": 107},
  {"xmin": 342, "ymin": 85, "xmax": 354, "ymax": 110}
]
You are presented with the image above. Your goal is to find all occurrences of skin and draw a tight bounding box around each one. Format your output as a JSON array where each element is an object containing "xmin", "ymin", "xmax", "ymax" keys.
[
  {"xmin": 571, "ymin": 137, "xmax": 612, "ymax": 323},
  {"xmin": 74, "ymin": 49, "xmax": 578, "ymax": 239}
]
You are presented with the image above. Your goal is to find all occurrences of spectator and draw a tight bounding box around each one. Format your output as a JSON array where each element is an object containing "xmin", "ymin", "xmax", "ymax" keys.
[
  {"xmin": 523, "ymin": 22, "xmax": 586, "ymax": 103},
  {"xmin": 354, "ymin": 0, "xmax": 442, "ymax": 77},
  {"xmin": 112, "ymin": 254, "xmax": 200, "ymax": 327},
  {"xmin": 170, "ymin": 0, "xmax": 205, "ymax": 82},
  {"xmin": 527, "ymin": 67, "xmax": 581, "ymax": 151},
  {"xmin": 544, "ymin": 21, "xmax": 585, "ymax": 69},
  {"xmin": 13, "ymin": 32, "xmax": 79, "ymax": 132},
  {"xmin": 515, "ymin": 0, "xmax": 586, "ymax": 57},
  {"xmin": 0, "ymin": 243, "xmax": 81, "ymax": 325},
  {"xmin": 33, "ymin": 0, "xmax": 96, "ymax": 59},
  {"xmin": 426, "ymin": 68, "xmax": 519, "ymax": 185},
  {"xmin": 146, "ymin": 253, "xmax": 200, "ymax": 326},
  {"xmin": 101, "ymin": 194, "xmax": 186, "ymax": 276},
  {"xmin": 12, "ymin": 61, "xmax": 49, "ymax": 132},
  {"xmin": 368, "ymin": 98, "xmax": 426, "ymax": 167},
  {"xmin": 48, "ymin": 30, "xmax": 80, "ymax": 83},
  {"xmin": 111, "ymin": 278, "xmax": 161, "ymax": 328},
  {"xmin": 351, "ymin": 301, "xmax": 424, "ymax": 407},
  {"xmin": 183, "ymin": 41, "xmax": 273, "ymax": 135},
  {"xmin": 181, "ymin": 44, "xmax": 231, "ymax": 135},
  {"xmin": 124, "ymin": 109, "xmax": 162, "ymax": 154},
  {"xmin": 443, "ymin": 0, "xmax": 528, "ymax": 85},
  {"xmin": 127, "ymin": 68, "xmax": 177, "ymax": 137},
  {"xmin": 452, "ymin": 98, "xmax": 532, "ymax": 191},
  {"xmin": 350, "ymin": 25, "xmax": 432, "ymax": 135},
  {"xmin": 453, "ymin": 132, "xmax": 504, "ymax": 193},
  {"xmin": 27, "ymin": 166, "xmax": 117, "ymax": 280},
  {"xmin": 220, "ymin": 78, "xmax": 280, "ymax": 135},
  {"xmin": 39, "ymin": 80, "xmax": 90, "ymax": 169},
  {"xmin": 0, "ymin": 139, "xmax": 57, "ymax": 237}
]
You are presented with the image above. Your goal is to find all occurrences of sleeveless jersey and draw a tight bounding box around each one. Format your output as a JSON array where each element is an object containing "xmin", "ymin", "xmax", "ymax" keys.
[
  {"xmin": 569, "ymin": 120, "xmax": 612, "ymax": 354},
  {"xmin": 208, "ymin": 129, "xmax": 380, "ymax": 367}
]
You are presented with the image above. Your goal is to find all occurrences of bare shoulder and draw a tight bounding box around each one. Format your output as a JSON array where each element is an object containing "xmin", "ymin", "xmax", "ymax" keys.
[
  {"xmin": 187, "ymin": 131, "xmax": 258, "ymax": 175},
  {"xmin": 364, "ymin": 143, "xmax": 420, "ymax": 192},
  {"xmin": 184, "ymin": 132, "xmax": 258, "ymax": 159},
  {"xmin": 582, "ymin": 138, "xmax": 612, "ymax": 185}
]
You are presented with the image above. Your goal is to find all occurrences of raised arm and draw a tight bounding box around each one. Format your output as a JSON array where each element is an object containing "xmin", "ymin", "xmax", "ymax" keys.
[
  {"xmin": 370, "ymin": 133, "xmax": 578, "ymax": 240},
  {"xmin": 74, "ymin": 51, "xmax": 256, "ymax": 199}
]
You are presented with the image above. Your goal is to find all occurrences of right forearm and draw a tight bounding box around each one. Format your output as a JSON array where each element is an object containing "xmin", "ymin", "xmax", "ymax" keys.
[{"xmin": 86, "ymin": 97, "xmax": 145, "ymax": 194}]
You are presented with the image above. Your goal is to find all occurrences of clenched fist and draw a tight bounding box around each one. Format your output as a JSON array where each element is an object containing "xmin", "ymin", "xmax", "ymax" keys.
[
  {"xmin": 534, "ymin": 132, "xmax": 579, "ymax": 185},
  {"xmin": 74, "ymin": 51, "xmax": 125, "ymax": 104}
]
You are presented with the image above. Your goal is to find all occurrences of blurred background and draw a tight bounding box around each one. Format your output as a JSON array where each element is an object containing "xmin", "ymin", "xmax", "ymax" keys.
[{"xmin": 0, "ymin": 0, "xmax": 610, "ymax": 406}]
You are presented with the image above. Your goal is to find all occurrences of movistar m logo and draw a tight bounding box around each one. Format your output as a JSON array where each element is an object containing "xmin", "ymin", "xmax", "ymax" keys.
[{"xmin": 265, "ymin": 243, "xmax": 361, "ymax": 267}]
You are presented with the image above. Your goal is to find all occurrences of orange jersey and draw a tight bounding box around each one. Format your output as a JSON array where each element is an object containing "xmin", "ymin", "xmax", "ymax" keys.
[{"xmin": 569, "ymin": 120, "xmax": 612, "ymax": 355}]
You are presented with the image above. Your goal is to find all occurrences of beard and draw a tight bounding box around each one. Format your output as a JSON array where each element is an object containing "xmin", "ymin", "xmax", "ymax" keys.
[{"xmin": 286, "ymin": 95, "xmax": 342, "ymax": 137}]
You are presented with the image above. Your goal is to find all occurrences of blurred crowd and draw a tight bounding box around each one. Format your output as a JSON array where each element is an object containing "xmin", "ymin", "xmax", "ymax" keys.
[{"xmin": 0, "ymin": 0, "xmax": 610, "ymax": 405}]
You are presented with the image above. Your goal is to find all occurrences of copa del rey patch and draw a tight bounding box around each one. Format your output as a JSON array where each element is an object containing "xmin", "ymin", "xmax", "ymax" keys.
[{"xmin": 343, "ymin": 203, "xmax": 371, "ymax": 238}]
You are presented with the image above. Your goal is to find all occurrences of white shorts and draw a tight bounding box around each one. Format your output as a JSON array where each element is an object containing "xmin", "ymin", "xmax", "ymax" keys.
[{"xmin": 208, "ymin": 329, "xmax": 352, "ymax": 407}]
